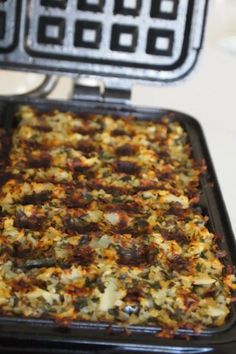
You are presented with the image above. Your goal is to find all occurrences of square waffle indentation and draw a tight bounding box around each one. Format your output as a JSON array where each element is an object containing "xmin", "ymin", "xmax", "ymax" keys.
[
  {"xmin": 77, "ymin": 0, "xmax": 105, "ymax": 12},
  {"xmin": 0, "ymin": 11, "xmax": 6, "ymax": 40},
  {"xmin": 114, "ymin": 0, "xmax": 142, "ymax": 16},
  {"xmin": 74, "ymin": 21, "xmax": 102, "ymax": 49},
  {"xmin": 111, "ymin": 24, "xmax": 138, "ymax": 52},
  {"xmin": 40, "ymin": 0, "xmax": 67, "ymax": 9},
  {"xmin": 38, "ymin": 16, "xmax": 65, "ymax": 45},
  {"xmin": 146, "ymin": 28, "xmax": 174, "ymax": 56},
  {"xmin": 151, "ymin": 0, "xmax": 179, "ymax": 20}
]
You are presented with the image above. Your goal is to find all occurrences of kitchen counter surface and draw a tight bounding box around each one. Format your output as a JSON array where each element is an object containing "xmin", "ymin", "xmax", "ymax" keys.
[{"xmin": 0, "ymin": 0, "xmax": 235, "ymax": 235}]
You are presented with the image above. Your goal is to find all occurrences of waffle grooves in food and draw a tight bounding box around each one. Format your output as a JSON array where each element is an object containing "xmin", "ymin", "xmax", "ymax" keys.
[{"xmin": 0, "ymin": 105, "xmax": 235, "ymax": 335}]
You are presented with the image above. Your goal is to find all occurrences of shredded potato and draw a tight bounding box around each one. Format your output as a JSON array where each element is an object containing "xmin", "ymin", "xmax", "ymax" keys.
[{"xmin": 0, "ymin": 106, "xmax": 235, "ymax": 334}]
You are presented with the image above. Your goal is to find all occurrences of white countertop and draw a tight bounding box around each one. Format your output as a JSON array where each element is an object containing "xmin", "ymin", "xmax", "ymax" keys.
[{"xmin": 0, "ymin": 0, "xmax": 235, "ymax": 234}]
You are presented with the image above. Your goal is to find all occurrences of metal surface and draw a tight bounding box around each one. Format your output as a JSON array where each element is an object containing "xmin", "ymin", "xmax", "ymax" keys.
[
  {"xmin": 72, "ymin": 76, "xmax": 131, "ymax": 103},
  {"xmin": 0, "ymin": 0, "xmax": 208, "ymax": 89},
  {"xmin": 0, "ymin": 0, "xmax": 19, "ymax": 52},
  {"xmin": 9, "ymin": 75, "xmax": 60, "ymax": 98},
  {"xmin": 0, "ymin": 96, "xmax": 235, "ymax": 353}
]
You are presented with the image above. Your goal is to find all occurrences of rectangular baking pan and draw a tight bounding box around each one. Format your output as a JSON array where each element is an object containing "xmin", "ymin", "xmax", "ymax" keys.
[{"xmin": 0, "ymin": 96, "xmax": 235, "ymax": 354}]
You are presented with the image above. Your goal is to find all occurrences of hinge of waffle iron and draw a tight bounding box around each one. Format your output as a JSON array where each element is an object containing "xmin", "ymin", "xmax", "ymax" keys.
[{"xmin": 72, "ymin": 76, "xmax": 131, "ymax": 103}]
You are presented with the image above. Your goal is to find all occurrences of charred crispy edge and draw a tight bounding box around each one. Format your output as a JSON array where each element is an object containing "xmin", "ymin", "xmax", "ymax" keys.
[{"xmin": 0, "ymin": 128, "xmax": 13, "ymax": 187}]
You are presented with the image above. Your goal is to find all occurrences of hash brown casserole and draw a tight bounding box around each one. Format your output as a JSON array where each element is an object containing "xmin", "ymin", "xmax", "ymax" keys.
[{"xmin": 0, "ymin": 105, "xmax": 235, "ymax": 334}]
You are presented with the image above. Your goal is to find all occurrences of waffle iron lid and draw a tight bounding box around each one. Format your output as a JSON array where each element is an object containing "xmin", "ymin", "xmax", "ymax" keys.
[{"xmin": 0, "ymin": 0, "xmax": 208, "ymax": 91}]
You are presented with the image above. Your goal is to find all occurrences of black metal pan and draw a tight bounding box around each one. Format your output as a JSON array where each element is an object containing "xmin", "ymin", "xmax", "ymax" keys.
[{"xmin": 0, "ymin": 96, "xmax": 235, "ymax": 353}]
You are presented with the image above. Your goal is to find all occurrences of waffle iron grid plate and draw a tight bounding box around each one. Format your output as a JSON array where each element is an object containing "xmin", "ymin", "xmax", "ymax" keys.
[{"xmin": 0, "ymin": 0, "xmax": 207, "ymax": 87}]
